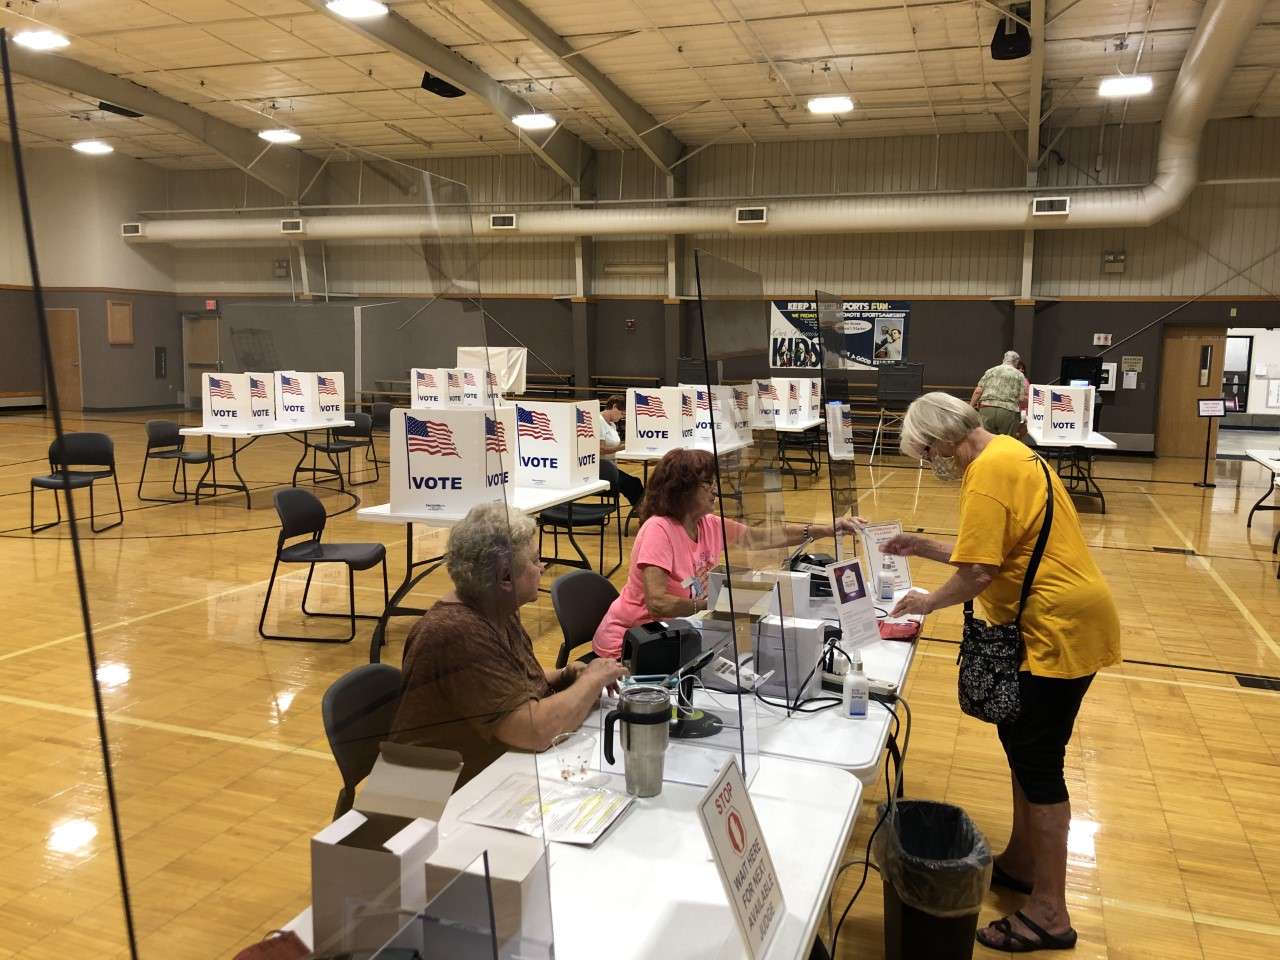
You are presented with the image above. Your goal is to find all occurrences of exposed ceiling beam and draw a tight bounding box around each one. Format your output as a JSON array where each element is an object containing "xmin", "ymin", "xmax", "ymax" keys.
[
  {"xmin": 303, "ymin": 0, "xmax": 590, "ymax": 185},
  {"xmin": 476, "ymin": 0, "xmax": 684, "ymax": 170},
  {"xmin": 7, "ymin": 46, "xmax": 321, "ymax": 200},
  {"xmin": 1026, "ymin": 0, "xmax": 1047, "ymax": 176}
]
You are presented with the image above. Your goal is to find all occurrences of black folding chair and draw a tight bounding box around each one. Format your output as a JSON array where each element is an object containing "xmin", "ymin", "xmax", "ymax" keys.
[
  {"xmin": 30, "ymin": 432, "xmax": 123, "ymax": 533},
  {"xmin": 550, "ymin": 570, "xmax": 619, "ymax": 669},
  {"xmin": 305, "ymin": 413, "xmax": 379, "ymax": 491},
  {"xmin": 137, "ymin": 419, "xmax": 212, "ymax": 502},
  {"xmin": 537, "ymin": 460, "xmax": 624, "ymax": 576},
  {"xmin": 369, "ymin": 402, "xmax": 391, "ymax": 466},
  {"xmin": 258, "ymin": 488, "xmax": 389, "ymax": 643},
  {"xmin": 322, "ymin": 663, "xmax": 403, "ymax": 819}
]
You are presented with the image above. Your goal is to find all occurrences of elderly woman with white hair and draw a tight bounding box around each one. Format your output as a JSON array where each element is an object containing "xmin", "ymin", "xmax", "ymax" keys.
[
  {"xmin": 971, "ymin": 350, "xmax": 1029, "ymax": 436},
  {"xmin": 884, "ymin": 392, "xmax": 1119, "ymax": 954},
  {"xmin": 392, "ymin": 502, "xmax": 627, "ymax": 787}
]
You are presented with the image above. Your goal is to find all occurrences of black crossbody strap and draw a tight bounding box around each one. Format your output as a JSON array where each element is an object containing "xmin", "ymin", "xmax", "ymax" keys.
[{"xmin": 1014, "ymin": 456, "xmax": 1055, "ymax": 626}]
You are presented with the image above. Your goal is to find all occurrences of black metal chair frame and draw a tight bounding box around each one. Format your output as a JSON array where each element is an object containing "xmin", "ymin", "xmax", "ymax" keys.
[
  {"xmin": 30, "ymin": 434, "xmax": 124, "ymax": 534},
  {"xmin": 259, "ymin": 492, "xmax": 391, "ymax": 644},
  {"xmin": 537, "ymin": 471, "xmax": 623, "ymax": 577},
  {"xmin": 307, "ymin": 413, "xmax": 380, "ymax": 491},
  {"xmin": 137, "ymin": 420, "xmax": 211, "ymax": 503}
]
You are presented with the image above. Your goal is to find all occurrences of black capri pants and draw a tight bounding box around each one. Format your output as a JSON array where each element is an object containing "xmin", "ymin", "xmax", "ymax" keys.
[{"xmin": 996, "ymin": 671, "xmax": 1095, "ymax": 805}]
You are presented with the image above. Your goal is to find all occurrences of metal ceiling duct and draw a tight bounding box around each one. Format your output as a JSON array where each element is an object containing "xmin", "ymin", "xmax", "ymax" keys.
[{"xmin": 129, "ymin": 0, "xmax": 1260, "ymax": 244}]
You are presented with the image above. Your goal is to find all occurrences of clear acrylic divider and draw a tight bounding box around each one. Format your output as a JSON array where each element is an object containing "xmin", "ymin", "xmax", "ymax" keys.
[
  {"xmin": 368, "ymin": 851, "xmax": 500, "ymax": 960},
  {"xmin": 818, "ymin": 288, "xmax": 861, "ymax": 561}
]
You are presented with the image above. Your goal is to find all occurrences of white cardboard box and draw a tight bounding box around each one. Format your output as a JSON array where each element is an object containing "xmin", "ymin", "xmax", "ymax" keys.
[
  {"xmin": 625, "ymin": 387, "xmax": 695, "ymax": 454},
  {"xmin": 390, "ymin": 406, "xmax": 515, "ymax": 517},
  {"xmin": 245, "ymin": 372, "xmax": 276, "ymax": 428},
  {"xmin": 1027, "ymin": 384, "xmax": 1094, "ymax": 443},
  {"xmin": 752, "ymin": 378, "xmax": 778, "ymax": 427},
  {"xmin": 275, "ymin": 370, "xmax": 317, "ymax": 425},
  {"xmin": 314, "ymin": 371, "xmax": 346, "ymax": 423},
  {"xmin": 201, "ymin": 372, "xmax": 250, "ymax": 431},
  {"xmin": 513, "ymin": 400, "xmax": 599, "ymax": 489}
]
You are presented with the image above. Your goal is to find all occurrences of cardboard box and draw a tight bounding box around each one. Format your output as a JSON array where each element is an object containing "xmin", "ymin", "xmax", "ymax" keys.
[
  {"xmin": 390, "ymin": 406, "xmax": 515, "ymax": 517},
  {"xmin": 275, "ymin": 370, "xmax": 317, "ymax": 425},
  {"xmin": 357, "ymin": 743, "xmax": 464, "ymax": 823},
  {"xmin": 411, "ymin": 368, "xmax": 451, "ymax": 408},
  {"xmin": 201, "ymin": 372, "xmax": 250, "ymax": 431},
  {"xmin": 512, "ymin": 400, "xmax": 600, "ymax": 489},
  {"xmin": 1027, "ymin": 384, "xmax": 1094, "ymax": 443},
  {"xmin": 626, "ymin": 387, "xmax": 695, "ymax": 454},
  {"xmin": 313, "ymin": 371, "xmax": 346, "ymax": 423},
  {"xmin": 423, "ymin": 823, "xmax": 553, "ymax": 957},
  {"xmin": 245, "ymin": 372, "xmax": 276, "ymax": 428},
  {"xmin": 752, "ymin": 377, "xmax": 778, "ymax": 427}
]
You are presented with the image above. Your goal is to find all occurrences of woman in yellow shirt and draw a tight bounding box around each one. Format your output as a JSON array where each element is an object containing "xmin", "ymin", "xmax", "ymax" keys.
[{"xmin": 885, "ymin": 391, "xmax": 1120, "ymax": 954}]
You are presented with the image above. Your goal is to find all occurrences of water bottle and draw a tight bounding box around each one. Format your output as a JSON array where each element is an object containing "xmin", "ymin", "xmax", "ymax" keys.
[{"xmin": 842, "ymin": 655, "xmax": 869, "ymax": 720}]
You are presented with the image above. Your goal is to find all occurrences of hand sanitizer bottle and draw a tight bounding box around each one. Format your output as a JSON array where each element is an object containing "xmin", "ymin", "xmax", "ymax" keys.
[
  {"xmin": 879, "ymin": 558, "xmax": 896, "ymax": 602},
  {"xmin": 842, "ymin": 655, "xmax": 869, "ymax": 720}
]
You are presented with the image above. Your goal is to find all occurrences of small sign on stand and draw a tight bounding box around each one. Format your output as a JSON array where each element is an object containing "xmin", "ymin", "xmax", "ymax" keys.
[
  {"xmin": 697, "ymin": 758, "xmax": 785, "ymax": 960},
  {"xmin": 1195, "ymin": 399, "xmax": 1226, "ymax": 489}
]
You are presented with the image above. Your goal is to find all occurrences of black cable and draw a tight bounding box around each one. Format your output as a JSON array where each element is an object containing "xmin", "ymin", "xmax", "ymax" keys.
[{"xmin": 1, "ymin": 29, "xmax": 139, "ymax": 958}]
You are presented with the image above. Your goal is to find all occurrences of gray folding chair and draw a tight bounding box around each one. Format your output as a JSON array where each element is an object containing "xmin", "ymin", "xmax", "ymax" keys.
[
  {"xmin": 550, "ymin": 569, "xmax": 619, "ymax": 669},
  {"xmin": 537, "ymin": 460, "xmax": 624, "ymax": 576},
  {"xmin": 137, "ymin": 419, "xmax": 212, "ymax": 502},
  {"xmin": 321, "ymin": 663, "xmax": 403, "ymax": 819},
  {"xmin": 30, "ymin": 432, "xmax": 123, "ymax": 533},
  {"xmin": 306, "ymin": 412, "xmax": 379, "ymax": 490},
  {"xmin": 258, "ymin": 488, "xmax": 389, "ymax": 643}
]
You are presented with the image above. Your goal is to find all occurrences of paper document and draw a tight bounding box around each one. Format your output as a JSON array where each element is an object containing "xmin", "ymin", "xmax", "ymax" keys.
[
  {"xmin": 824, "ymin": 558, "xmax": 881, "ymax": 649},
  {"xmin": 857, "ymin": 520, "xmax": 913, "ymax": 598},
  {"xmin": 461, "ymin": 773, "xmax": 633, "ymax": 846}
]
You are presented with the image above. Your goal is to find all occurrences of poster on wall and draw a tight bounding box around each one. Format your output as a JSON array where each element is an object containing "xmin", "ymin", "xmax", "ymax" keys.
[{"xmin": 772, "ymin": 300, "xmax": 911, "ymax": 371}]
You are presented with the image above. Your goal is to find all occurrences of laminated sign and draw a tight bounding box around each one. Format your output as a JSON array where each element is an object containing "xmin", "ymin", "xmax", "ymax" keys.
[
  {"xmin": 390, "ymin": 407, "xmax": 514, "ymax": 516},
  {"xmin": 697, "ymin": 759, "xmax": 784, "ymax": 959},
  {"xmin": 202, "ymin": 373, "xmax": 250, "ymax": 431},
  {"xmin": 514, "ymin": 401, "xmax": 600, "ymax": 489}
]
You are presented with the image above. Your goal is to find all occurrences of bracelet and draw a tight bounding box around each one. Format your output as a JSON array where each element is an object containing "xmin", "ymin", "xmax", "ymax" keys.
[{"xmin": 802, "ymin": 522, "xmax": 811, "ymax": 541}]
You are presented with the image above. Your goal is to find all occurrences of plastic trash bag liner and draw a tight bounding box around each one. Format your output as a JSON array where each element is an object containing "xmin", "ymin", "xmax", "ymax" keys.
[{"xmin": 873, "ymin": 800, "xmax": 992, "ymax": 918}]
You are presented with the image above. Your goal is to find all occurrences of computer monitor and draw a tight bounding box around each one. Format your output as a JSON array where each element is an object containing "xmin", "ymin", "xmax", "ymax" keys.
[{"xmin": 1060, "ymin": 355, "xmax": 1103, "ymax": 390}]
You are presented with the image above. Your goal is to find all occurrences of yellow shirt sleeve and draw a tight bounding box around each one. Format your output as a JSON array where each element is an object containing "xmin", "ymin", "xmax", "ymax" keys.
[{"xmin": 951, "ymin": 489, "xmax": 1019, "ymax": 568}]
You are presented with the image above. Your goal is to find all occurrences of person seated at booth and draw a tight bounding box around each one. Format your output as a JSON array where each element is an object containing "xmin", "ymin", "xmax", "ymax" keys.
[
  {"xmin": 592, "ymin": 448, "xmax": 860, "ymax": 660},
  {"xmin": 597, "ymin": 394, "xmax": 645, "ymax": 508},
  {"xmin": 392, "ymin": 502, "xmax": 627, "ymax": 786}
]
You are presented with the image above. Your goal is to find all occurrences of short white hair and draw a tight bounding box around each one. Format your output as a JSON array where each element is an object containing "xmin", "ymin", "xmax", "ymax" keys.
[
  {"xmin": 446, "ymin": 502, "xmax": 537, "ymax": 605},
  {"xmin": 899, "ymin": 392, "xmax": 981, "ymax": 460},
  {"xmin": 1003, "ymin": 350, "xmax": 1021, "ymax": 366}
]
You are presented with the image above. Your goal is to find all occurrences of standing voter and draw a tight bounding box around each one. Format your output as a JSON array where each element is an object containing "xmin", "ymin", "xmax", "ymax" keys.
[
  {"xmin": 971, "ymin": 350, "xmax": 1029, "ymax": 436},
  {"xmin": 598, "ymin": 394, "xmax": 645, "ymax": 509}
]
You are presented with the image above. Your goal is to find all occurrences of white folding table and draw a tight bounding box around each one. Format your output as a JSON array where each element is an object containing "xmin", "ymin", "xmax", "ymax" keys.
[
  {"xmin": 357, "ymin": 480, "xmax": 609, "ymax": 662},
  {"xmin": 285, "ymin": 751, "xmax": 861, "ymax": 960},
  {"xmin": 1032, "ymin": 431, "xmax": 1117, "ymax": 512},
  {"xmin": 179, "ymin": 420, "xmax": 353, "ymax": 509},
  {"xmin": 1246, "ymin": 449, "xmax": 1280, "ymax": 557},
  {"xmin": 772, "ymin": 417, "xmax": 824, "ymax": 488}
]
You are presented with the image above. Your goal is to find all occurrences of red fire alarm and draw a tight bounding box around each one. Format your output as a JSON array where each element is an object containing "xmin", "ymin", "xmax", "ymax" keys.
[{"xmin": 204, "ymin": 299, "xmax": 218, "ymax": 312}]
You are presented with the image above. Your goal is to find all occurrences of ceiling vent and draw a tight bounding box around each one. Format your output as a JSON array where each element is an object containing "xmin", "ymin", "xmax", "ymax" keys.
[
  {"xmin": 280, "ymin": 218, "xmax": 304, "ymax": 234},
  {"xmin": 421, "ymin": 72, "xmax": 465, "ymax": 98},
  {"xmin": 736, "ymin": 206, "xmax": 768, "ymax": 225},
  {"xmin": 489, "ymin": 213, "xmax": 518, "ymax": 230},
  {"xmin": 120, "ymin": 222, "xmax": 144, "ymax": 238},
  {"xmin": 1032, "ymin": 196, "xmax": 1070, "ymax": 216}
]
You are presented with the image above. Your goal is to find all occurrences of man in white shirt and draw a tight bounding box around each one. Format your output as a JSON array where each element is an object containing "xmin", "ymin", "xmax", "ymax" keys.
[{"xmin": 598, "ymin": 395, "xmax": 644, "ymax": 508}]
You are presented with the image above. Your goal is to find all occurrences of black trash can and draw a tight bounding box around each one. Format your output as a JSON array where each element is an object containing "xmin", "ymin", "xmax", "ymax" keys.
[{"xmin": 872, "ymin": 800, "xmax": 992, "ymax": 960}]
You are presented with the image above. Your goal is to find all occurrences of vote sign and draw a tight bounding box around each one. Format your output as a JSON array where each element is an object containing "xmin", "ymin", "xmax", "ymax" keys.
[
  {"xmin": 202, "ymin": 373, "xmax": 250, "ymax": 430},
  {"xmin": 697, "ymin": 758, "xmax": 785, "ymax": 959},
  {"xmin": 772, "ymin": 377, "xmax": 816, "ymax": 427},
  {"xmin": 410, "ymin": 368, "xmax": 450, "ymax": 408},
  {"xmin": 1028, "ymin": 384, "xmax": 1093, "ymax": 443},
  {"xmin": 826, "ymin": 401, "xmax": 856, "ymax": 458},
  {"xmin": 513, "ymin": 400, "xmax": 599, "ymax": 489},
  {"xmin": 626, "ymin": 387, "xmax": 694, "ymax": 454},
  {"xmin": 313, "ymin": 371, "xmax": 346, "ymax": 424},
  {"xmin": 731, "ymin": 386, "xmax": 755, "ymax": 434},
  {"xmin": 752, "ymin": 378, "xmax": 778, "ymax": 428},
  {"xmin": 450, "ymin": 367, "xmax": 500, "ymax": 408},
  {"xmin": 244, "ymin": 372, "xmax": 276, "ymax": 429},
  {"xmin": 275, "ymin": 371, "xmax": 317, "ymax": 425},
  {"xmin": 389, "ymin": 406, "xmax": 514, "ymax": 516}
]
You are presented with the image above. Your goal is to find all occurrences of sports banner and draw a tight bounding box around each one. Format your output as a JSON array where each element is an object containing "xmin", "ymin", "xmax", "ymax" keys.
[{"xmin": 771, "ymin": 299, "xmax": 910, "ymax": 371}]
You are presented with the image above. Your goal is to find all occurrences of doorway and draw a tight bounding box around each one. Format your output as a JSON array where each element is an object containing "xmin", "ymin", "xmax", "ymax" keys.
[
  {"xmin": 1156, "ymin": 325, "xmax": 1226, "ymax": 458},
  {"xmin": 45, "ymin": 308, "xmax": 82, "ymax": 412},
  {"xmin": 183, "ymin": 312, "xmax": 222, "ymax": 410}
]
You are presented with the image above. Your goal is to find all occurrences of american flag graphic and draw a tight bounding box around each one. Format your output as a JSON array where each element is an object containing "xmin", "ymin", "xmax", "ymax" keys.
[
  {"xmin": 317, "ymin": 375, "xmax": 338, "ymax": 397},
  {"xmin": 250, "ymin": 378, "xmax": 268, "ymax": 401},
  {"xmin": 485, "ymin": 416, "xmax": 507, "ymax": 453},
  {"xmin": 1050, "ymin": 391, "xmax": 1074, "ymax": 413},
  {"xmin": 696, "ymin": 390, "xmax": 711, "ymax": 411},
  {"xmin": 733, "ymin": 389, "xmax": 749, "ymax": 412},
  {"xmin": 575, "ymin": 407, "xmax": 594, "ymax": 438},
  {"xmin": 464, "ymin": 371, "xmax": 477, "ymax": 387},
  {"xmin": 280, "ymin": 375, "xmax": 302, "ymax": 397},
  {"xmin": 405, "ymin": 416, "xmax": 460, "ymax": 457},
  {"xmin": 758, "ymin": 381, "xmax": 779, "ymax": 401},
  {"xmin": 635, "ymin": 393, "xmax": 666, "ymax": 418},
  {"xmin": 517, "ymin": 406, "xmax": 556, "ymax": 441},
  {"xmin": 448, "ymin": 372, "xmax": 460, "ymax": 388},
  {"xmin": 486, "ymin": 371, "xmax": 499, "ymax": 389},
  {"xmin": 681, "ymin": 394, "xmax": 693, "ymax": 418},
  {"xmin": 841, "ymin": 410, "xmax": 854, "ymax": 429},
  {"xmin": 208, "ymin": 377, "xmax": 236, "ymax": 400},
  {"xmin": 789, "ymin": 383, "xmax": 799, "ymax": 402},
  {"xmin": 416, "ymin": 370, "xmax": 437, "ymax": 389}
]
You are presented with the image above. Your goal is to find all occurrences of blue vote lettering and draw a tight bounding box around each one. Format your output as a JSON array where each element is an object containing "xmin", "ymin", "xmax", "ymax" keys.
[
  {"xmin": 319, "ymin": 403, "xmax": 340, "ymax": 413},
  {"xmin": 251, "ymin": 407, "xmax": 271, "ymax": 417},
  {"xmin": 637, "ymin": 429, "xmax": 668, "ymax": 439},
  {"xmin": 787, "ymin": 407, "xmax": 801, "ymax": 416},
  {"xmin": 419, "ymin": 393, "xmax": 440, "ymax": 403},
  {"xmin": 282, "ymin": 403, "xmax": 305, "ymax": 413},
  {"xmin": 578, "ymin": 453, "xmax": 597, "ymax": 467},
  {"xmin": 1052, "ymin": 419, "xmax": 1074, "ymax": 430},
  {"xmin": 1031, "ymin": 410, "xmax": 1046, "ymax": 422},
  {"xmin": 695, "ymin": 420, "xmax": 711, "ymax": 430},
  {"xmin": 211, "ymin": 408, "xmax": 238, "ymax": 418},
  {"xmin": 681, "ymin": 428, "xmax": 694, "ymax": 439},
  {"xmin": 487, "ymin": 470, "xmax": 509, "ymax": 487},
  {"xmin": 410, "ymin": 476, "xmax": 463, "ymax": 490},
  {"xmin": 520, "ymin": 455, "xmax": 559, "ymax": 468}
]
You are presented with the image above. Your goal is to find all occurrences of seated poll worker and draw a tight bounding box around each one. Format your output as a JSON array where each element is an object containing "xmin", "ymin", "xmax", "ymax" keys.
[
  {"xmin": 882, "ymin": 392, "xmax": 1120, "ymax": 954},
  {"xmin": 597, "ymin": 394, "xmax": 645, "ymax": 508},
  {"xmin": 393, "ymin": 502, "xmax": 628, "ymax": 787},
  {"xmin": 592, "ymin": 448, "xmax": 861, "ymax": 660}
]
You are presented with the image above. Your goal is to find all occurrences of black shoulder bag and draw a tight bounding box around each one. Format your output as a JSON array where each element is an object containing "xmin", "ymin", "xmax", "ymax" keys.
[{"xmin": 957, "ymin": 456, "xmax": 1054, "ymax": 725}]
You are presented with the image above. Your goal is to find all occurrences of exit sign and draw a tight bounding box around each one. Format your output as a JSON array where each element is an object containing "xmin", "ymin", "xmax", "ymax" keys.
[{"xmin": 204, "ymin": 299, "xmax": 218, "ymax": 312}]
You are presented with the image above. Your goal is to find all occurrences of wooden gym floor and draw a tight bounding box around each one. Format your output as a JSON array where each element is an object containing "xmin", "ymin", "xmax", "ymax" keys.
[{"xmin": 0, "ymin": 409, "xmax": 1278, "ymax": 959}]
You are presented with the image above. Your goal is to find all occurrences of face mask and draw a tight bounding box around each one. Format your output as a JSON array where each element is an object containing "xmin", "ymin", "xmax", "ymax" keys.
[{"xmin": 930, "ymin": 453, "xmax": 961, "ymax": 482}]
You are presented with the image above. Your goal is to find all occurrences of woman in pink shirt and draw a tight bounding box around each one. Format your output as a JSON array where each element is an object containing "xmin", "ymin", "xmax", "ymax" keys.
[{"xmin": 592, "ymin": 448, "xmax": 859, "ymax": 659}]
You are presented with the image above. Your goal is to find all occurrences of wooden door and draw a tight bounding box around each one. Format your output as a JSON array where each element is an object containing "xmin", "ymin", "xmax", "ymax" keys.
[
  {"xmin": 45, "ymin": 308, "xmax": 82, "ymax": 412},
  {"xmin": 183, "ymin": 313, "xmax": 221, "ymax": 409},
  {"xmin": 1156, "ymin": 325, "xmax": 1227, "ymax": 458}
]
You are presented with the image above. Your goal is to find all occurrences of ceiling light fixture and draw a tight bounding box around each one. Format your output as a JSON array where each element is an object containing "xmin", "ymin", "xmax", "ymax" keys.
[
  {"xmin": 71, "ymin": 140, "xmax": 113, "ymax": 155},
  {"xmin": 1098, "ymin": 74, "xmax": 1153, "ymax": 98},
  {"xmin": 512, "ymin": 113, "xmax": 556, "ymax": 131},
  {"xmin": 258, "ymin": 128, "xmax": 301, "ymax": 144},
  {"xmin": 806, "ymin": 95, "xmax": 854, "ymax": 114},
  {"xmin": 14, "ymin": 30, "xmax": 70, "ymax": 51},
  {"xmin": 326, "ymin": 0, "xmax": 389, "ymax": 18}
]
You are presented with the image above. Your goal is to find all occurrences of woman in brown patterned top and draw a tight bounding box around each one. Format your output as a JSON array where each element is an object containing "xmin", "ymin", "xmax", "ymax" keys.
[{"xmin": 392, "ymin": 502, "xmax": 627, "ymax": 786}]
